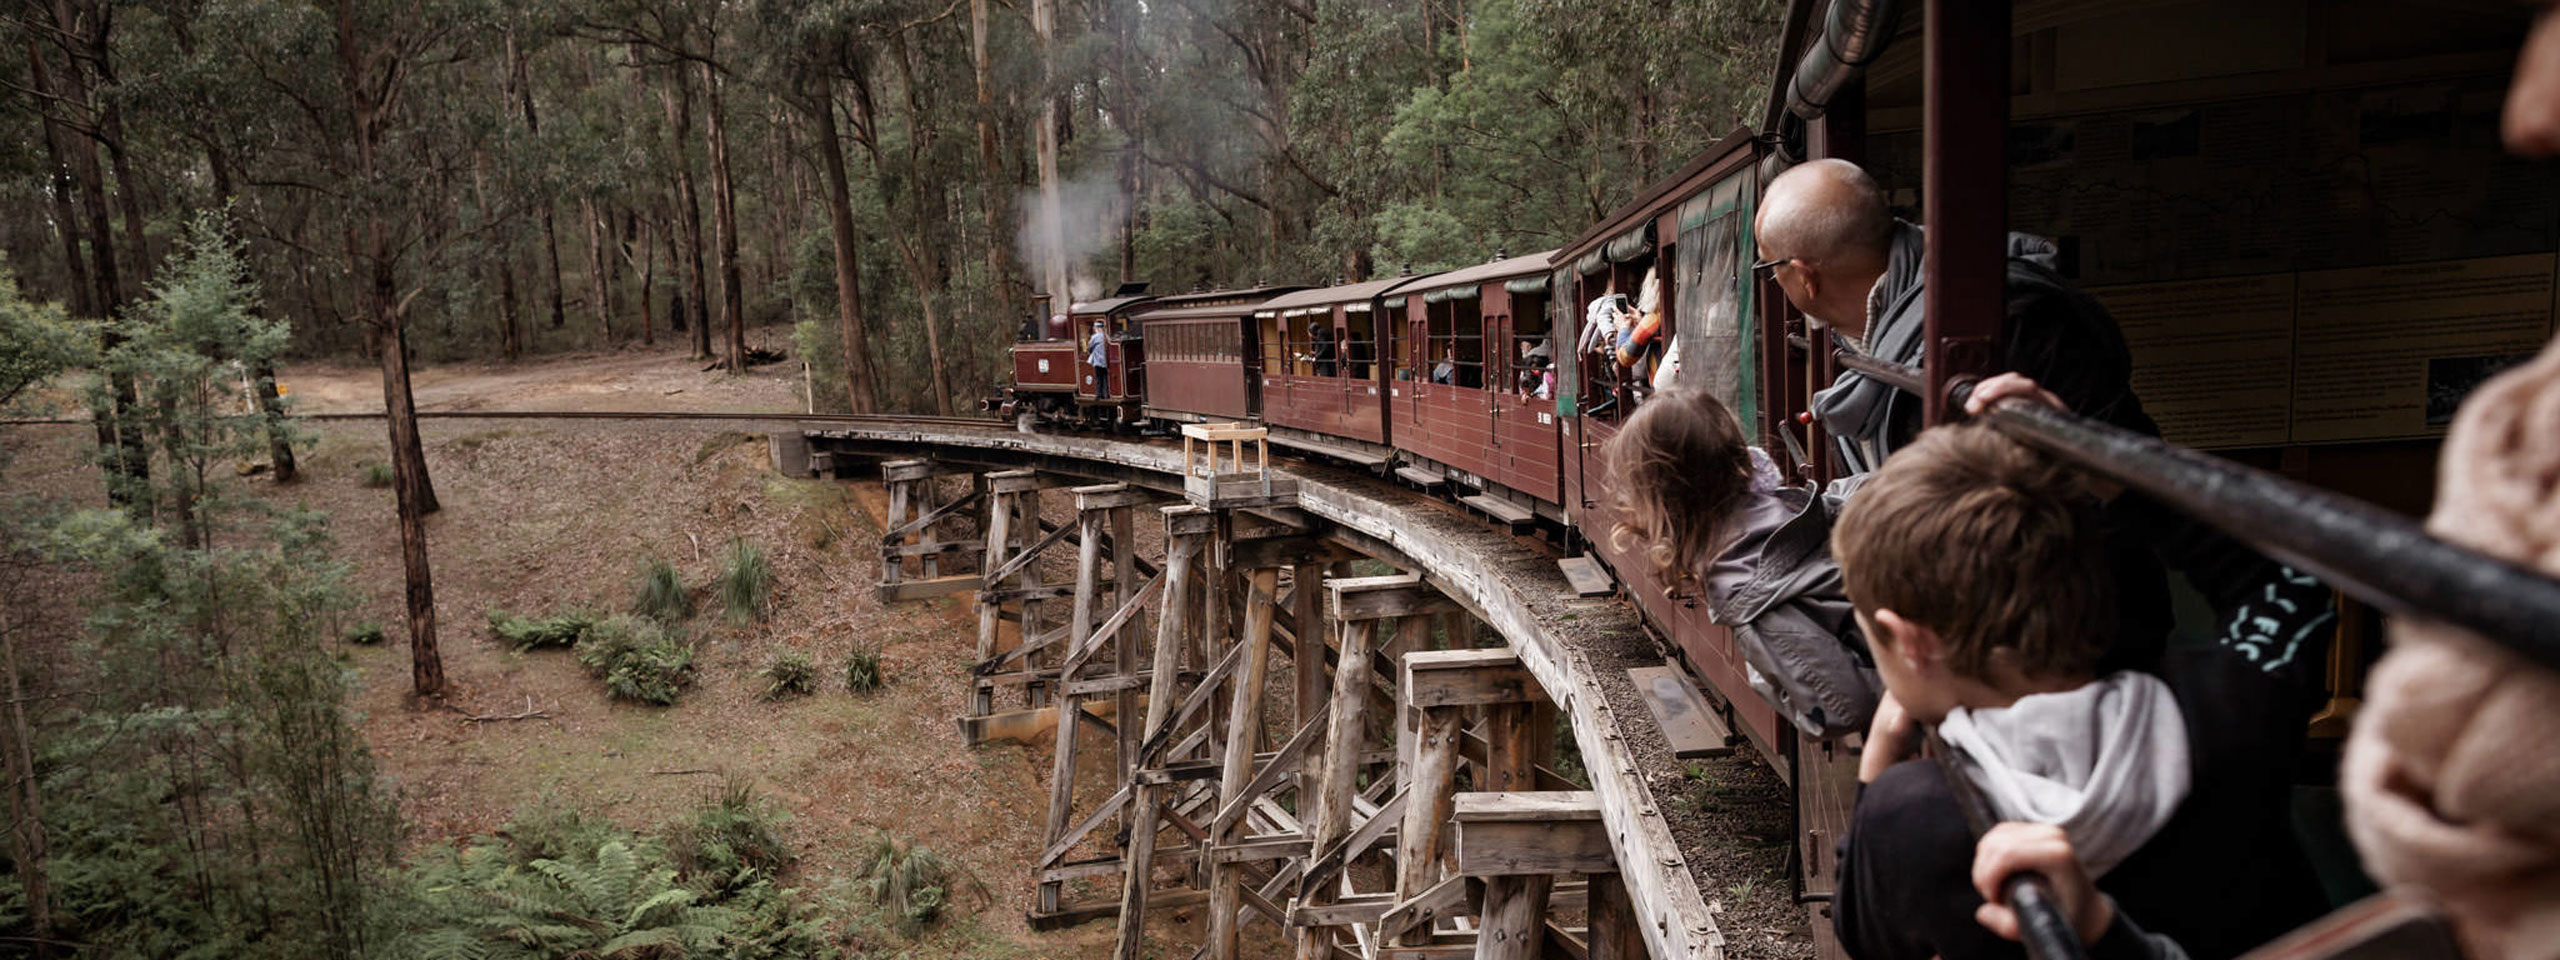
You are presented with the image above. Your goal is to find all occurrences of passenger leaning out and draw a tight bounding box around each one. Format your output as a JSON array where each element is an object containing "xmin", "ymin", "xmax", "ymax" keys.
[
  {"xmin": 1827, "ymin": 421, "xmax": 2332, "ymax": 960},
  {"xmin": 1605, "ymin": 388, "xmax": 1881, "ymax": 740}
]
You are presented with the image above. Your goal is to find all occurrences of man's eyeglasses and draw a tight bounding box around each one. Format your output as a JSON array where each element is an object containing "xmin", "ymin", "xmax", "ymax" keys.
[{"xmin": 1751, "ymin": 256, "xmax": 1800, "ymax": 280}]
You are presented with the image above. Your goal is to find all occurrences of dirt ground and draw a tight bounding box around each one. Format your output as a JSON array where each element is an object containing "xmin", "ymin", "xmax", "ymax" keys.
[{"xmin": 6, "ymin": 344, "xmax": 1809, "ymax": 958}]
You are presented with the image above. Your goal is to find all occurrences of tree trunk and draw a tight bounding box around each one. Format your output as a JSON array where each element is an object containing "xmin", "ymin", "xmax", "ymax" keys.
[
  {"xmin": 702, "ymin": 60, "xmax": 747, "ymax": 374},
  {"xmin": 253, "ymin": 362, "xmax": 297, "ymax": 482},
  {"xmin": 35, "ymin": 14, "xmax": 150, "ymax": 510},
  {"xmin": 27, "ymin": 40, "xmax": 92, "ymax": 321},
  {"xmin": 0, "ymin": 591, "xmax": 52, "ymax": 958},
  {"xmin": 581, "ymin": 196, "xmax": 613, "ymax": 342},
  {"xmin": 968, "ymin": 0, "xmax": 1017, "ymax": 329},
  {"xmin": 658, "ymin": 204, "xmax": 688, "ymax": 337},
  {"xmin": 378, "ymin": 311, "xmax": 445, "ymax": 698},
  {"xmin": 662, "ymin": 67, "xmax": 712, "ymax": 360},
  {"xmin": 810, "ymin": 91, "xmax": 879, "ymax": 413},
  {"xmin": 1032, "ymin": 0, "xmax": 1071, "ymax": 313},
  {"xmin": 633, "ymin": 214, "xmax": 655, "ymax": 347},
  {"xmin": 510, "ymin": 36, "xmax": 568, "ymax": 333}
]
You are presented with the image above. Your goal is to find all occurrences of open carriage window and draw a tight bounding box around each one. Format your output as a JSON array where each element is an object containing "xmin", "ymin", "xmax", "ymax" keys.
[
  {"xmin": 1343, "ymin": 304, "xmax": 1376, "ymax": 380},
  {"xmin": 1386, "ymin": 297, "xmax": 1412, "ymax": 381},
  {"xmin": 1425, "ymin": 287, "xmax": 1485, "ymax": 389},
  {"xmin": 1258, "ymin": 313, "xmax": 1285, "ymax": 376},
  {"xmin": 1508, "ymin": 275, "xmax": 1554, "ymax": 401},
  {"xmin": 1674, "ymin": 172, "xmax": 1755, "ymax": 429}
]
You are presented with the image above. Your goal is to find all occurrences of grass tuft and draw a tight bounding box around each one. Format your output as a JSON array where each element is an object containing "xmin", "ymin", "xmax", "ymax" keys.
[
  {"xmin": 631, "ymin": 557, "xmax": 694, "ymax": 622},
  {"xmin": 344, "ymin": 621, "xmax": 385, "ymax": 645},
  {"xmin": 855, "ymin": 831, "xmax": 982, "ymax": 936},
  {"xmin": 760, "ymin": 651, "xmax": 819, "ymax": 700},
  {"xmin": 844, "ymin": 647, "xmax": 885, "ymax": 694},
  {"xmin": 715, "ymin": 540, "xmax": 773, "ymax": 624},
  {"xmin": 669, "ymin": 776, "xmax": 793, "ymax": 892},
  {"xmin": 359, "ymin": 462, "xmax": 393, "ymax": 488}
]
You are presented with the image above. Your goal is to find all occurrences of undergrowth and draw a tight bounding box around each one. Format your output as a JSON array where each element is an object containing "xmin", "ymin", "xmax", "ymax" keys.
[
  {"xmin": 844, "ymin": 648, "xmax": 884, "ymax": 694},
  {"xmin": 576, "ymin": 614, "xmax": 696, "ymax": 705},
  {"xmin": 488, "ymin": 608, "xmax": 600, "ymax": 651},
  {"xmin": 632, "ymin": 556, "xmax": 694, "ymax": 622},
  {"xmin": 359, "ymin": 462, "xmax": 393, "ymax": 488},
  {"xmin": 855, "ymin": 832, "xmax": 984, "ymax": 936},
  {"xmin": 406, "ymin": 790, "xmax": 827, "ymax": 958},
  {"xmin": 761, "ymin": 651, "xmax": 819, "ymax": 699},
  {"xmin": 345, "ymin": 620, "xmax": 384, "ymax": 645},
  {"xmin": 717, "ymin": 540, "xmax": 773, "ymax": 624}
]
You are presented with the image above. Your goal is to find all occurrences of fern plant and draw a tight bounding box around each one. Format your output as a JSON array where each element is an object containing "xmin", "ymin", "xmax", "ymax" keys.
[
  {"xmin": 631, "ymin": 557, "xmax": 693, "ymax": 622},
  {"xmin": 760, "ymin": 652, "xmax": 818, "ymax": 700},
  {"xmin": 715, "ymin": 540, "xmax": 773, "ymax": 624},
  {"xmin": 408, "ymin": 836, "xmax": 825, "ymax": 960},
  {"xmin": 669, "ymin": 777, "xmax": 792, "ymax": 893},
  {"xmin": 576, "ymin": 615, "xmax": 696, "ymax": 705},
  {"xmin": 843, "ymin": 648, "xmax": 885, "ymax": 694},
  {"xmin": 489, "ymin": 608, "xmax": 599, "ymax": 651}
]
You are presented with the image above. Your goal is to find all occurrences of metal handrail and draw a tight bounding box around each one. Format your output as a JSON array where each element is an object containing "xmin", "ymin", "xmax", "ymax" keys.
[{"xmin": 1833, "ymin": 351, "xmax": 2560, "ymax": 675}]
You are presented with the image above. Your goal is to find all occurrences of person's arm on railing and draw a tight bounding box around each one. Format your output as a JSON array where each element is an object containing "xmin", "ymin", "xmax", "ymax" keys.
[{"xmin": 1974, "ymin": 824, "xmax": 2191, "ymax": 960}]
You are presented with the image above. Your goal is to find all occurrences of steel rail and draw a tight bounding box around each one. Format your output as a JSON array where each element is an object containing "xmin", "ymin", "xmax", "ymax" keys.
[
  {"xmin": 1836, "ymin": 351, "xmax": 2560, "ymax": 675},
  {"xmin": 0, "ymin": 410, "xmax": 1006, "ymax": 427}
]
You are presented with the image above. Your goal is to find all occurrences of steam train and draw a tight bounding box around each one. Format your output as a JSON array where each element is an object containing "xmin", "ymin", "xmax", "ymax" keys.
[{"xmin": 996, "ymin": 133, "xmax": 1792, "ymax": 768}]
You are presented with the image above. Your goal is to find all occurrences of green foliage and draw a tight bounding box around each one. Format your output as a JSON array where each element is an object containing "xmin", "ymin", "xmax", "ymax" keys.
[
  {"xmin": 760, "ymin": 651, "xmax": 819, "ymax": 700},
  {"xmin": 843, "ymin": 647, "xmax": 884, "ymax": 694},
  {"xmin": 576, "ymin": 615, "xmax": 696, "ymax": 706},
  {"xmin": 853, "ymin": 832, "xmax": 982, "ymax": 936},
  {"xmin": 0, "ymin": 262, "xmax": 93, "ymax": 415},
  {"xmin": 631, "ymin": 557, "xmax": 694, "ymax": 622},
  {"xmin": 347, "ymin": 620, "xmax": 387, "ymax": 645},
  {"xmin": 716, "ymin": 540, "xmax": 774, "ymax": 624},
  {"xmin": 361, "ymin": 462, "xmax": 395, "ymax": 488},
  {"xmin": 668, "ymin": 777, "xmax": 795, "ymax": 893},
  {"xmin": 28, "ymin": 506, "xmax": 403, "ymax": 959},
  {"xmin": 489, "ymin": 608, "xmax": 601, "ymax": 651}
]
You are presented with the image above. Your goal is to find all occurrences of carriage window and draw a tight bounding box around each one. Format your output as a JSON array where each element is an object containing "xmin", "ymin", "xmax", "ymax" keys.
[
  {"xmin": 1343, "ymin": 306, "xmax": 1375, "ymax": 380},
  {"xmin": 1387, "ymin": 300, "xmax": 1411, "ymax": 381},
  {"xmin": 1259, "ymin": 314, "xmax": 1285, "ymax": 376},
  {"xmin": 1450, "ymin": 296, "xmax": 1483, "ymax": 390},
  {"xmin": 1511, "ymin": 290, "xmax": 1554, "ymax": 400}
]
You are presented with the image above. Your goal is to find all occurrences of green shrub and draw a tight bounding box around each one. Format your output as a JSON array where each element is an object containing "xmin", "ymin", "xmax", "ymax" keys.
[
  {"xmin": 345, "ymin": 621, "xmax": 385, "ymax": 645},
  {"xmin": 488, "ymin": 607, "xmax": 599, "ymax": 651},
  {"xmin": 632, "ymin": 556, "xmax": 694, "ymax": 622},
  {"xmin": 577, "ymin": 614, "xmax": 695, "ymax": 705},
  {"xmin": 856, "ymin": 832, "xmax": 982, "ymax": 936},
  {"xmin": 359, "ymin": 462, "xmax": 393, "ymax": 488},
  {"xmin": 669, "ymin": 777, "xmax": 793, "ymax": 892},
  {"xmin": 844, "ymin": 647, "xmax": 885, "ymax": 694},
  {"xmin": 406, "ymin": 826, "xmax": 827, "ymax": 959},
  {"xmin": 761, "ymin": 651, "xmax": 819, "ymax": 700},
  {"xmin": 716, "ymin": 540, "xmax": 774, "ymax": 624}
]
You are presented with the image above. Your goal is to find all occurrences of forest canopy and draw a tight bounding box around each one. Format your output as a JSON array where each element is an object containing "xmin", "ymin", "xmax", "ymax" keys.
[{"xmin": 3, "ymin": 0, "xmax": 1781, "ymax": 414}]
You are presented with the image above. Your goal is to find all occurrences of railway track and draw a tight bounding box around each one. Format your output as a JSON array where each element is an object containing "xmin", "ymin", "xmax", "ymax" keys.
[{"xmin": 0, "ymin": 410, "xmax": 1009, "ymax": 427}]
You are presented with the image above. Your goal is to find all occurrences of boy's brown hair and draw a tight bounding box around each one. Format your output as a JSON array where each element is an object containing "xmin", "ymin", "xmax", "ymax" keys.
[
  {"xmin": 1830, "ymin": 423, "xmax": 2113, "ymax": 679},
  {"xmin": 1605, "ymin": 389, "xmax": 1756, "ymax": 599}
]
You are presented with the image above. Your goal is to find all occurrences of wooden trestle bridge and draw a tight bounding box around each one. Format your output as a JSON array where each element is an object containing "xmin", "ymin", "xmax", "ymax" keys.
[{"xmin": 784, "ymin": 421, "xmax": 1731, "ymax": 960}]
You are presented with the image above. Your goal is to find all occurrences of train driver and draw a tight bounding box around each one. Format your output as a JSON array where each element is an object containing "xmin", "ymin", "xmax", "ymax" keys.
[{"xmin": 1088, "ymin": 319, "xmax": 1110, "ymax": 399}]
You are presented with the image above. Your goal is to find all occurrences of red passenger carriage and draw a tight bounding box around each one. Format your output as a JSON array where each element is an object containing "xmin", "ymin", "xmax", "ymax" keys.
[
  {"xmin": 1133, "ymin": 287, "xmax": 1300, "ymax": 424},
  {"xmin": 1249, "ymin": 277, "xmax": 1421, "ymax": 467},
  {"xmin": 1387, "ymin": 252, "xmax": 1566, "ymax": 518}
]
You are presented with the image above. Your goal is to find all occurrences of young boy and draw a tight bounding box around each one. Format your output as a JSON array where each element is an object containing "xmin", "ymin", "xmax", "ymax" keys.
[{"xmin": 1828, "ymin": 421, "xmax": 2330, "ymax": 960}]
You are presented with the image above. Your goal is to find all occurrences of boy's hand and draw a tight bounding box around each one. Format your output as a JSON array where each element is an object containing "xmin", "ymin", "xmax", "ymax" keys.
[
  {"xmin": 1971, "ymin": 822, "xmax": 2113, "ymax": 946},
  {"xmin": 1963, "ymin": 372, "xmax": 2064, "ymax": 417},
  {"xmin": 1858, "ymin": 692, "xmax": 1919, "ymax": 783}
]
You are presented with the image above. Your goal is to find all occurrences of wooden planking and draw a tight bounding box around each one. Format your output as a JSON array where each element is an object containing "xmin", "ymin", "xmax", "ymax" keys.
[
  {"xmin": 1330, "ymin": 573, "xmax": 1463, "ymax": 621},
  {"xmin": 1626, "ymin": 666, "xmax": 1735, "ymax": 760},
  {"xmin": 1461, "ymin": 493, "xmax": 1536, "ymax": 527},
  {"xmin": 1451, "ymin": 791, "xmax": 1602, "ymax": 823},
  {"xmin": 1555, "ymin": 556, "xmax": 1613, "ymax": 598},
  {"xmin": 1405, "ymin": 649, "xmax": 1543, "ymax": 707},
  {"xmin": 1454, "ymin": 819, "xmax": 1615, "ymax": 876},
  {"xmin": 1396, "ymin": 465, "xmax": 1449, "ymax": 488},
  {"xmin": 878, "ymin": 574, "xmax": 982, "ymax": 602},
  {"xmin": 1377, "ymin": 873, "xmax": 1478, "ymax": 944}
]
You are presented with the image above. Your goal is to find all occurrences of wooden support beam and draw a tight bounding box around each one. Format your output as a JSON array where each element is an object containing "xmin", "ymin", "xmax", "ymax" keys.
[
  {"xmin": 1210, "ymin": 713, "xmax": 1326, "ymax": 835},
  {"xmin": 1474, "ymin": 876, "xmax": 1554, "ymax": 960},
  {"xmin": 1074, "ymin": 481, "xmax": 1169, "ymax": 511},
  {"xmin": 1452, "ymin": 792, "xmax": 1602, "ymax": 823},
  {"xmin": 957, "ymin": 700, "xmax": 1118, "ymax": 745},
  {"xmin": 978, "ymin": 516, "xmax": 1076, "ymax": 587},
  {"xmin": 1034, "ymin": 887, "xmax": 1207, "ymax": 931},
  {"xmin": 1294, "ymin": 615, "xmax": 1379, "ymax": 960},
  {"xmin": 1584, "ymin": 874, "xmax": 1646, "ymax": 960},
  {"xmin": 1299, "ymin": 788, "xmax": 1408, "ymax": 898},
  {"xmin": 1209, "ymin": 565, "xmax": 1283, "ymax": 960},
  {"xmin": 1233, "ymin": 535, "xmax": 1355, "ymax": 571},
  {"xmin": 1293, "ymin": 563, "xmax": 1328, "ymax": 726},
  {"xmin": 1377, "ymin": 873, "xmax": 1478, "ymax": 944},
  {"xmin": 1037, "ymin": 784, "xmax": 1132, "ymax": 870},
  {"xmin": 1113, "ymin": 781, "xmax": 1163, "ymax": 960},
  {"xmin": 1290, "ymin": 892, "xmax": 1398, "ymax": 927},
  {"xmin": 1454, "ymin": 820, "xmax": 1614, "ymax": 876},
  {"xmin": 1138, "ymin": 632, "xmax": 1248, "ymax": 765},
  {"xmin": 1330, "ymin": 574, "xmax": 1463, "ymax": 621},
  {"xmin": 1058, "ymin": 571, "xmax": 1168, "ymax": 677},
  {"xmin": 1396, "ymin": 702, "xmax": 1464, "ymax": 945},
  {"xmin": 1042, "ymin": 847, "xmax": 1200, "ymax": 883},
  {"xmin": 878, "ymin": 574, "xmax": 983, "ymax": 602},
  {"xmin": 878, "ymin": 487, "xmax": 985, "ymax": 545},
  {"xmin": 1135, "ymin": 758, "xmax": 1223, "ymax": 785},
  {"xmin": 1208, "ymin": 835, "xmax": 1311, "ymax": 863},
  {"xmin": 1405, "ymin": 650, "xmax": 1544, "ymax": 708}
]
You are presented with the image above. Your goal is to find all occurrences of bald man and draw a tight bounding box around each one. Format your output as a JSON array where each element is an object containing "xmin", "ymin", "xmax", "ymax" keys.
[{"xmin": 1754, "ymin": 159, "xmax": 2155, "ymax": 474}]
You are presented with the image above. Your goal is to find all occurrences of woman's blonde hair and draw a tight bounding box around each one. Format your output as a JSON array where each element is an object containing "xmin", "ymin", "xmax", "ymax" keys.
[{"xmin": 1605, "ymin": 389, "xmax": 1757, "ymax": 599}]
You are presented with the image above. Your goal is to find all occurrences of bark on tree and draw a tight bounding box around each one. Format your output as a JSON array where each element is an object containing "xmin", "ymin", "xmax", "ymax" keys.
[
  {"xmin": 658, "ymin": 68, "xmax": 712, "ymax": 358},
  {"xmin": 1032, "ymin": 0, "xmax": 1071, "ymax": 314},
  {"xmin": 810, "ymin": 89, "xmax": 879, "ymax": 413},
  {"xmin": 581, "ymin": 196, "xmax": 613, "ymax": 341},
  {"xmin": 0, "ymin": 590, "xmax": 53, "ymax": 957},
  {"xmin": 33, "ymin": 10, "xmax": 151, "ymax": 510},
  {"xmin": 702, "ymin": 59, "xmax": 747, "ymax": 374},
  {"xmin": 968, "ymin": 0, "xmax": 1017, "ymax": 328},
  {"xmin": 509, "ymin": 36, "xmax": 569, "ymax": 333}
]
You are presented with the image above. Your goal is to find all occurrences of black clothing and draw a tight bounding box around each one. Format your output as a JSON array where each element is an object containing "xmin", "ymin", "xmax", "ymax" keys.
[
  {"xmin": 1834, "ymin": 566, "xmax": 2336, "ymax": 960},
  {"xmin": 1310, "ymin": 326, "xmax": 1338, "ymax": 378}
]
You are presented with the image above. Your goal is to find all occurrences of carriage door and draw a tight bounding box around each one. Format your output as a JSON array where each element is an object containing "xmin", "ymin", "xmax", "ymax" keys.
[{"xmin": 1486, "ymin": 298, "xmax": 1509, "ymax": 450}]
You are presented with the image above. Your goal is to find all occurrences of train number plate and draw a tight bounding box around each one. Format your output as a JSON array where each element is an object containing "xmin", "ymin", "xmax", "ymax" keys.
[
  {"xmin": 1037, "ymin": 359, "xmax": 1050, "ymax": 373},
  {"xmin": 1539, "ymin": 412, "xmax": 1553, "ymax": 425}
]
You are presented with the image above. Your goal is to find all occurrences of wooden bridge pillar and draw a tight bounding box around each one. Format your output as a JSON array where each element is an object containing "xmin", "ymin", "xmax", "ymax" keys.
[
  {"xmin": 877, "ymin": 459, "xmax": 982, "ymax": 603},
  {"xmin": 962, "ymin": 469, "xmax": 1076, "ymax": 738}
]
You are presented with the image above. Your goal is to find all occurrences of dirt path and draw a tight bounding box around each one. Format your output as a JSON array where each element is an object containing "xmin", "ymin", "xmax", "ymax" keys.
[{"xmin": 279, "ymin": 344, "xmax": 812, "ymax": 415}]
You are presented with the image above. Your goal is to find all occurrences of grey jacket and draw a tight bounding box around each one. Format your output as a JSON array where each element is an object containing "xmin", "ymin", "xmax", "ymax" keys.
[
  {"xmin": 1706, "ymin": 471, "xmax": 1879, "ymax": 740},
  {"xmin": 1810, "ymin": 220, "xmax": 2155, "ymax": 474}
]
